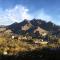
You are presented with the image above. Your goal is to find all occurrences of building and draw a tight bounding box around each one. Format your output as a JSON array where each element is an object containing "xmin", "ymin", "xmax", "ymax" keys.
[
  {"xmin": 12, "ymin": 36, "xmax": 15, "ymax": 39},
  {"xmin": 33, "ymin": 40, "xmax": 48, "ymax": 45},
  {"xmin": 3, "ymin": 51, "xmax": 8, "ymax": 55},
  {"xmin": 11, "ymin": 34, "xmax": 18, "ymax": 39}
]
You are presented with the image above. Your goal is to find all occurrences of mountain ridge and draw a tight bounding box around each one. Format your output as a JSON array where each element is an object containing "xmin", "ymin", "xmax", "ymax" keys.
[{"xmin": 0, "ymin": 19, "xmax": 60, "ymax": 38}]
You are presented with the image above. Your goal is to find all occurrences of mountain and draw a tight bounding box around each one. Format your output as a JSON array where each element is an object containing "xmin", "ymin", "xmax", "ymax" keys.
[
  {"xmin": 30, "ymin": 19, "xmax": 60, "ymax": 31},
  {"xmin": 0, "ymin": 19, "xmax": 60, "ymax": 38},
  {"xmin": 7, "ymin": 19, "xmax": 32, "ymax": 34}
]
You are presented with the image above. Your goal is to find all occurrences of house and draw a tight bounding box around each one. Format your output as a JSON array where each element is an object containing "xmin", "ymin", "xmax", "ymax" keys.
[
  {"xmin": 39, "ymin": 41, "xmax": 48, "ymax": 45},
  {"xmin": 3, "ymin": 51, "xmax": 8, "ymax": 55},
  {"xmin": 12, "ymin": 36, "xmax": 15, "ymax": 39},
  {"xmin": 33, "ymin": 40, "xmax": 48, "ymax": 45},
  {"xmin": 11, "ymin": 34, "xmax": 18, "ymax": 39}
]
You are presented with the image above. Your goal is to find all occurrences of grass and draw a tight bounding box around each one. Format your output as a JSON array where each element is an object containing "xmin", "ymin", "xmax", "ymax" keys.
[
  {"xmin": 0, "ymin": 36, "xmax": 59, "ymax": 55},
  {"xmin": 0, "ymin": 38, "xmax": 5, "ymax": 44},
  {"xmin": 0, "ymin": 48, "xmax": 60, "ymax": 60}
]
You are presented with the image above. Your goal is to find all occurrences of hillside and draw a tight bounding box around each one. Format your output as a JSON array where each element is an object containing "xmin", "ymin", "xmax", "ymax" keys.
[
  {"xmin": 6, "ymin": 19, "xmax": 60, "ymax": 37},
  {"xmin": 0, "ymin": 19, "xmax": 60, "ymax": 55}
]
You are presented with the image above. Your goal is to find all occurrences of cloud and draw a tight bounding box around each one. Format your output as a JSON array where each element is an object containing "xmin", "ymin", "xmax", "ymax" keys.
[
  {"xmin": 0, "ymin": 6, "xmax": 56, "ymax": 25},
  {"xmin": 0, "ymin": 5, "xmax": 32, "ymax": 25},
  {"xmin": 33, "ymin": 9, "xmax": 53, "ymax": 22},
  {"xmin": 6, "ymin": 5, "xmax": 32, "ymax": 22}
]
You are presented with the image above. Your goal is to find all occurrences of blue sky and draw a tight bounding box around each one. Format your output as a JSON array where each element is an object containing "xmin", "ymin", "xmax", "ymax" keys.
[{"xmin": 0, "ymin": 0, "xmax": 60, "ymax": 25}]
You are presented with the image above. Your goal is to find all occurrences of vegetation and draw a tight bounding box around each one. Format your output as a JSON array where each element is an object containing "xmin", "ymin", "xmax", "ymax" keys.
[
  {"xmin": 0, "ymin": 33, "xmax": 60, "ymax": 55},
  {"xmin": 0, "ymin": 19, "xmax": 60, "ymax": 60},
  {"xmin": 0, "ymin": 48, "xmax": 60, "ymax": 60}
]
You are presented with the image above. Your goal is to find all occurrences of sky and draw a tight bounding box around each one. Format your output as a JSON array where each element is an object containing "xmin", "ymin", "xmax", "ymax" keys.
[{"xmin": 0, "ymin": 0, "xmax": 60, "ymax": 25}]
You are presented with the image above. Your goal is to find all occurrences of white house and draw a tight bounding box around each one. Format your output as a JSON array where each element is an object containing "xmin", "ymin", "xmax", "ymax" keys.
[
  {"xmin": 12, "ymin": 36, "xmax": 15, "ymax": 39},
  {"xmin": 3, "ymin": 51, "xmax": 8, "ymax": 55},
  {"xmin": 33, "ymin": 40, "xmax": 48, "ymax": 45}
]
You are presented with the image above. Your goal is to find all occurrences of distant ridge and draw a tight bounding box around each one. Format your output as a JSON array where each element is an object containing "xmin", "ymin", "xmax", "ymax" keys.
[{"xmin": 0, "ymin": 19, "xmax": 60, "ymax": 37}]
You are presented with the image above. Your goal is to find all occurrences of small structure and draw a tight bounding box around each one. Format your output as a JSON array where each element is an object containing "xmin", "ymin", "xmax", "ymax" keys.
[
  {"xmin": 11, "ymin": 34, "xmax": 18, "ymax": 40},
  {"xmin": 39, "ymin": 41, "xmax": 48, "ymax": 45},
  {"xmin": 12, "ymin": 36, "xmax": 15, "ymax": 39},
  {"xmin": 3, "ymin": 51, "xmax": 8, "ymax": 55},
  {"xmin": 33, "ymin": 40, "xmax": 48, "ymax": 45}
]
